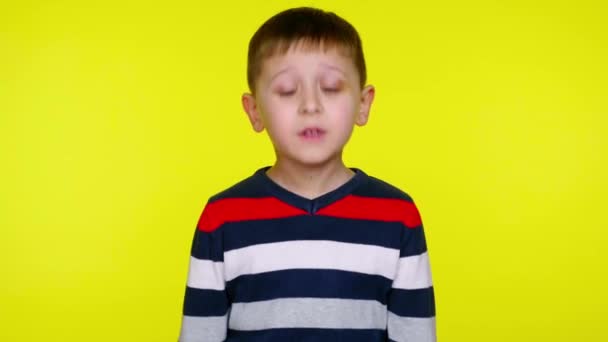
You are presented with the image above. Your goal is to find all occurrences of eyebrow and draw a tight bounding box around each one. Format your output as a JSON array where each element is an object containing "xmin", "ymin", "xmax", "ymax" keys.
[
  {"xmin": 269, "ymin": 67, "xmax": 292, "ymax": 82},
  {"xmin": 268, "ymin": 63, "xmax": 346, "ymax": 84},
  {"xmin": 319, "ymin": 63, "xmax": 346, "ymax": 76}
]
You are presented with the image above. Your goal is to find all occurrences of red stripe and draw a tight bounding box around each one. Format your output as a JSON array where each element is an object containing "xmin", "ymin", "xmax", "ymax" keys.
[
  {"xmin": 197, "ymin": 197, "xmax": 308, "ymax": 232},
  {"xmin": 316, "ymin": 195, "xmax": 422, "ymax": 228}
]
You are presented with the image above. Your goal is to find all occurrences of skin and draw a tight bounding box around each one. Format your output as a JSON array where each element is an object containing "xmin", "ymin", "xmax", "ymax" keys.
[{"xmin": 242, "ymin": 45, "xmax": 375, "ymax": 199}]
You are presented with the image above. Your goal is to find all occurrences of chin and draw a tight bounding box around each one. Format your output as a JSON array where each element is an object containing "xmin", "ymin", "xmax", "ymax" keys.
[{"xmin": 290, "ymin": 152, "xmax": 342, "ymax": 168}]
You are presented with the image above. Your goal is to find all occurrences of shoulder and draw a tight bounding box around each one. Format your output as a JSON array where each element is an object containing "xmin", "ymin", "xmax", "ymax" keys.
[
  {"xmin": 197, "ymin": 168, "xmax": 272, "ymax": 232},
  {"xmin": 343, "ymin": 170, "xmax": 422, "ymax": 229},
  {"xmin": 207, "ymin": 168, "xmax": 268, "ymax": 203},
  {"xmin": 354, "ymin": 171, "xmax": 415, "ymax": 203}
]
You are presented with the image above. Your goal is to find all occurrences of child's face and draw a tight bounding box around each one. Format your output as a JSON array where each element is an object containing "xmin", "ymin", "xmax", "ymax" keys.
[{"xmin": 243, "ymin": 46, "xmax": 374, "ymax": 168}]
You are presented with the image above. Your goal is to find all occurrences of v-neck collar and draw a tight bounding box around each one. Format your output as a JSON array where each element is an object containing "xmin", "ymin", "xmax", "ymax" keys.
[{"xmin": 254, "ymin": 166, "xmax": 367, "ymax": 214}]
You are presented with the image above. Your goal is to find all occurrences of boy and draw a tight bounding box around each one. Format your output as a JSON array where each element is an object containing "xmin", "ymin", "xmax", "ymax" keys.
[{"xmin": 179, "ymin": 7, "xmax": 435, "ymax": 342}]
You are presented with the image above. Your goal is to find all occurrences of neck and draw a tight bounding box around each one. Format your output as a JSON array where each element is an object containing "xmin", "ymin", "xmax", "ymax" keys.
[{"xmin": 266, "ymin": 158, "xmax": 355, "ymax": 200}]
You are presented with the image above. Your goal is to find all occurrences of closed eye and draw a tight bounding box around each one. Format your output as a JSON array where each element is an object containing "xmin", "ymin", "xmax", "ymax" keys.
[
  {"xmin": 322, "ymin": 88, "xmax": 340, "ymax": 94},
  {"xmin": 278, "ymin": 90, "xmax": 296, "ymax": 97}
]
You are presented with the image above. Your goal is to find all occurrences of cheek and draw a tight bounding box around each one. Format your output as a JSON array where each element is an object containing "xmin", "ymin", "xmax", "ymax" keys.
[
  {"xmin": 327, "ymin": 98, "xmax": 358, "ymax": 122},
  {"xmin": 261, "ymin": 99, "xmax": 291, "ymax": 121},
  {"xmin": 262, "ymin": 105, "xmax": 297, "ymax": 132}
]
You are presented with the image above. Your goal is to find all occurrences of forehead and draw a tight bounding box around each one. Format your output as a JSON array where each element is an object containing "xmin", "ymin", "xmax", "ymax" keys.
[
  {"xmin": 258, "ymin": 42, "xmax": 358, "ymax": 79},
  {"xmin": 263, "ymin": 37, "xmax": 352, "ymax": 55}
]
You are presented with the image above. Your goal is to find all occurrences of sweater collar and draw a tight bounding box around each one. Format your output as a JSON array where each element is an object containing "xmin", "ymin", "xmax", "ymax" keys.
[{"xmin": 254, "ymin": 166, "xmax": 367, "ymax": 215}]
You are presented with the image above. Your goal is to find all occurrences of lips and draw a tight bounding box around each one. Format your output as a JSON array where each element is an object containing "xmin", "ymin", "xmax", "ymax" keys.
[{"xmin": 299, "ymin": 127, "xmax": 326, "ymax": 139}]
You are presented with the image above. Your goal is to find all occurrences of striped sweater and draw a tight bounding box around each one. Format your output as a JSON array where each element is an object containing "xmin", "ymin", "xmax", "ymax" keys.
[{"xmin": 179, "ymin": 167, "xmax": 436, "ymax": 342}]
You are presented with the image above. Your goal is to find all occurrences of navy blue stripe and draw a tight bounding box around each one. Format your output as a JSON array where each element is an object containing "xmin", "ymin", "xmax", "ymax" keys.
[
  {"xmin": 257, "ymin": 167, "xmax": 367, "ymax": 214},
  {"xmin": 352, "ymin": 175, "xmax": 414, "ymax": 201},
  {"xmin": 183, "ymin": 287, "xmax": 229, "ymax": 316},
  {"xmin": 222, "ymin": 215, "xmax": 403, "ymax": 252},
  {"xmin": 226, "ymin": 328, "xmax": 386, "ymax": 341},
  {"xmin": 209, "ymin": 173, "xmax": 269, "ymax": 203},
  {"xmin": 190, "ymin": 229, "xmax": 223, "ymax": 261},
  {"xmin": 388, "ymin": 287, "xmax": 435, "ymax": 317},
  {"xmin": 226, "ymin": 269, "xmax": 392, "ymax": 304},
  {"xmin": 400, "ymin": 225, "xmax": 428, "ymax": 257},
  {"xmin": 192, "ymin": 217, "xmax": 427, "ymax": 260}
]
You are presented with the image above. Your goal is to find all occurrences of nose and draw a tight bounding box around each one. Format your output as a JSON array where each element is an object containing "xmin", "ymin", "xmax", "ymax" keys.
[{"xmin": 298, "ymin": 87, "xmax": 321, "ymax": 115}]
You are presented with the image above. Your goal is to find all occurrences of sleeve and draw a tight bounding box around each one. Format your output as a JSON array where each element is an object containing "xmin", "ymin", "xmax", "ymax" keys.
[
  {"xmin": 387, "ymin": 201, "xmax": 436, "ymax": 342},
  {"xmin": 179, "ymin": 202, "xmax": 230, "ymax": 342}
]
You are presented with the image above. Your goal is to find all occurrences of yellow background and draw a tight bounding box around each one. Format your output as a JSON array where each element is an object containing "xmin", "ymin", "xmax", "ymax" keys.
[{"xmin": 1, "ymin": 0, "xmax": 606, "ymax": 341}]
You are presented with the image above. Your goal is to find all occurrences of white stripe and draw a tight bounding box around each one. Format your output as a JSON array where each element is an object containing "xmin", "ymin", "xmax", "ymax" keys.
[
  {"xmin": 224, "ymin": 240, "xmax": 399, "ymax": 281},
  {"xmin": 388, "ymin": 313, "xmax": 436, "ymax": 342},
  {"xmin": 180, "ymin": 315, "xmax": 227, "ymax": 342},
  {"xmin": 392, "ymin": 252, "xmax": 433, "ymax": 289},
  {"xmin": 187, "ymin": 257, "xmax": 225, "ymax": 290},
  {"xmin": 229, "ymin": 297, "xmax": 387, "ymax": 330}
]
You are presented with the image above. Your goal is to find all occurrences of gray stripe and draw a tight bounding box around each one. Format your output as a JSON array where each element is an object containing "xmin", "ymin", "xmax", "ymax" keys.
[
  {"xmin": 229, "ymin": 297, "xmax": 387, "ymax": 330},
  {"xmin": 388, "ymin": 312, "xmax": 436, "ymax": 342},
  {"xmin": 179, "ymin": 315, "xmax": 227, "ymax": 342}
]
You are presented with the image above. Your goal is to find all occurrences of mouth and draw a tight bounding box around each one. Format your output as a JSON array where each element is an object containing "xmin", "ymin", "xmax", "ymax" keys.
[{"xmin": 299, "ymin": 127, "xmax": 326, "ymax": 139}]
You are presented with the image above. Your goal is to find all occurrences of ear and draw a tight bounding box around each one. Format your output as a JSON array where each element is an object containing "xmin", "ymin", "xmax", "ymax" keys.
[
  {"xmin": 242, "ymin": 93, "xmax": 265, "ymax": 132},
  {"xmin": 355, "ymin": 85, "xmax": 375, "ymax": 126}
]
